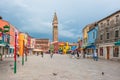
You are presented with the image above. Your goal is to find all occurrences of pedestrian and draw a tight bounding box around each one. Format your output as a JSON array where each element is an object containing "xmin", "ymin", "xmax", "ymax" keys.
[
  {"xmin": 41, "ymin": 51, "xmax": 43, "ymax": 58},
  {"xmin": 37, "ymin": 52, "xmax": 39, "ymax": 56},
  {"xmin": 93, "ymin": 51, "xmax": 98, "ymax": 61},
  {"xmin": 76, "ymin": 50, "xmax": 80, "ymax": 58},
  {"xmin": 0, "ymin": 53, "xmax": 2, "ymax": 61},
  {"xmin": 17, "ymin": 53, "xmax": 20, "ymax": 57},
  {"xmin": 83, "ymin": 51, "xmax": 86, "ymax": 58},
  {"xmin": 50, "ymin": 51, "xmax": 54, "ymax": 59}
]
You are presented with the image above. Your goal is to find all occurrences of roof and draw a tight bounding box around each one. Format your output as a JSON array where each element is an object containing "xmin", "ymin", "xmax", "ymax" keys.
[{"xmin": 97, "ymin": 10, "xmax": 120, "ymax": 23}]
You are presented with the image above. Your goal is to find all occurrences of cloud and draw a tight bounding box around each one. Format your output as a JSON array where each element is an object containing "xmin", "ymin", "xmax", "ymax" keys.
[
  {"xmin": 0, "ymin": 0, "xmax": 120, "ymax": 42},
  {"xmin": 58, "ymin": 23, "xmax": 80, "ymax": 39},
  {"xmin": 20, "ymin": 21, "xmax": 52, "ymax": 34}
]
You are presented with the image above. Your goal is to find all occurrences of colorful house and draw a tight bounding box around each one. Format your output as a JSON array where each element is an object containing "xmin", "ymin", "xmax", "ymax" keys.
[
  {"xmin": 87, "ymin": 23, "xmax": 98, "ymax": 55},
  {"xmin": 62, "ymin": 42, "xmax": 70, "ymax": 54},
  {"xmin": 9, "ymin": 24, "xmax": 15, "ymax": 56},
  {"xmin": 0, "ymin": 19, "xmax": 10, "ymax": 58},
  {"xmin": 18, "ymin": 32, "xmax": 25, "ymax": 56},
  {"xmin": 30, "ymin": 38, "xmax": 35, "ymax": 54},
  {"xmin": 82, "ymin": 24, "xmax": 90, "ymax": 54}
]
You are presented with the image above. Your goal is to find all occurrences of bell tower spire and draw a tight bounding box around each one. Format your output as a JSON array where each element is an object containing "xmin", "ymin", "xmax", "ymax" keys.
[{"xmin": 52, "ymin": 12, "xmax": 58, "ymax": 42}]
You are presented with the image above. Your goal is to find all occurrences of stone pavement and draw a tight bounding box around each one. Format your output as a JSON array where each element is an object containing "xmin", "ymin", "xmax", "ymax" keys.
[{"xmin": 0, "ymin": 54, "xmax": 120, "ymax": 80}]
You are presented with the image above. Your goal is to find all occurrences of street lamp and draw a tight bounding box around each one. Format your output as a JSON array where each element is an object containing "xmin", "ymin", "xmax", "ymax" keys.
[
  {"xmin": 0, "ymin": 28, "xmax": 3, "ymax": 61},
  {"xmin": 22, "ymin": 40, "xmax": 24, "ymax": 65},
  {"xmin": 14, "ymin": 32, "xmax": 17, "ymax": 73}
]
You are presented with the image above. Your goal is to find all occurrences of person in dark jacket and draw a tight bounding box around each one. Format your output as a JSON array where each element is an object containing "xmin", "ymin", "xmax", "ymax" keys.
[{"xmin": 41, "ymin": 51, "xmax": 43, "ymax": 58}]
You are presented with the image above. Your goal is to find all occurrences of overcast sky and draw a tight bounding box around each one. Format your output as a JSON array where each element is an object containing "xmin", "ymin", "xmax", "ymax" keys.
[{"xmin": 0, "ymin": 0, "xmax": 120, "ymax": 42}]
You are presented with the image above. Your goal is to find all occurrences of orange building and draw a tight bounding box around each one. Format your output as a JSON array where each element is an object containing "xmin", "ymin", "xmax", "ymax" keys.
[
  {"xmin": 9, "ymin": 24, "xmax": 15, "ymax": 54},
  {"xmin": 0, "ymin": 19, "xmax": 10, "ymax": 57},
  {"xmin": 18, "ymin": 32, "xmax": 25, "ymax": 56}
]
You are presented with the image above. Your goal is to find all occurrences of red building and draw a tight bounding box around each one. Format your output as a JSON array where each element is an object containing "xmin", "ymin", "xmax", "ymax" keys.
[{"xmin": 33, "ymin": 39, "xmax": 49, "ymax": 54}]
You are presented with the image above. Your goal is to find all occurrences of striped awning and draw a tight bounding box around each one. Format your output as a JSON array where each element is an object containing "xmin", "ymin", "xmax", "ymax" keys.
[
  {"xmin": 114, "ymin": 40, "xmax": 120, "ymax": 46},
  {"xmin": 0, "ymin": 44, "xmax": 5, "ymax": 46}
]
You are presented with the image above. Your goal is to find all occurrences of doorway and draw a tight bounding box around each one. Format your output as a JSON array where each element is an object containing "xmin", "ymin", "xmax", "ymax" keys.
[{"xmin": 106, "ymin": 47, "xmax": 110, "ymax": 60}]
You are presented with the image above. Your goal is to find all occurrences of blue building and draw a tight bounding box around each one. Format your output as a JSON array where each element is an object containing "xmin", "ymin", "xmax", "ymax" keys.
[{"xmin": 87, "ymin": 23, "xmax": 98, "ymax": 54}]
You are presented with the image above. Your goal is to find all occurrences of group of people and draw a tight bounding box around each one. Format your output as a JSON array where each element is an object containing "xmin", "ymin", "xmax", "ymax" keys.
[
  {"xmin": 70, "ymin": 49, "xmax": 98, "ymax": 61},
  {"xmin": 36, "ymin": 49, "xmax": 98, "ymax": 61},
  {"xmin": 36, "ymin": 51, "xmax": 54, "ymax": 59},
  {"xmin": 71, "ymin": 50, "xmax": 81, "ymax": 58}
]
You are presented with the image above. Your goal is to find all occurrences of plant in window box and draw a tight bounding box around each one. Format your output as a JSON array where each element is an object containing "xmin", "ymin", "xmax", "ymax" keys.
[{"xmin": 3, "ymin": 25, "xmax": 10, "ymax": 32}]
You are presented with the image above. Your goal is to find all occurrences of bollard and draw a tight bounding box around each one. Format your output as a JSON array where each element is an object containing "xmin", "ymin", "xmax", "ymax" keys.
[{"xmin": 0, "ymin": 53, "xmax": 2, "ymax": 61}]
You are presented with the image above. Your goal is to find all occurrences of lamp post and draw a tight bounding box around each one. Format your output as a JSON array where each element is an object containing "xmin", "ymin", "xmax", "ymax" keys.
[
  {"xmin": 0, "ymin": 28, "xmax": 3, "ymax": 61},
  {"xmin": 22, "ymin": 40, "xmax": 24, "ymax": 65},
  {"xmin": 14, "ymin": 32, "xmax": 17, "ymax": 73},
  {"xmin": 25, "ymin": 46, "xmax": 27, "ymax": 61}
]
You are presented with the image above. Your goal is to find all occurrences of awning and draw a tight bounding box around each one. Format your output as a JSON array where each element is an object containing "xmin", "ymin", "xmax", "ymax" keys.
[
  {"xmin": 114, "ymin": 40, "xmax": 120, "ymax": 46},
  {"xmin": 33, "ymin": 49, "xmax": 43, "ymax": 52},
  {"xmin": 81, "ymin": 45, "xmax": 87, "ymax": 49},
  {"xmin": 0, "ymin": 44, "xmax": 5, "ymax": 47},
  {"xmin": 10, "ymin": 46, "xmax": 14, "ymax": 49},
  {"xmin": 86, "ymin": 43, "xmax": 96, "ymax": 49},
  {"xmin": 71, "ymin": 46, "xmax": 77, "ymax": 50}
]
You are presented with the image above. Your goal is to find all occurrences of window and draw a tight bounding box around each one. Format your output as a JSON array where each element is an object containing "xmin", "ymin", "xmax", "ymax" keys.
[
  {"xmin": 100, "ymin": 35, "xmax": 103, "ymax": 40},
  {"xmin": 100, "ymin": 23, "xmax": 103, "ymax": 29},
  {"xmin": 116, "ymin": 15, "xmax": 119, "ymax": 24},
  {"xmin": 113, "ymin": 47, "xmax": 119, "ymax": 57},
  {"xmin": 106, "ymin": 33, "xmax": 109, "ymax": 39},
  {"xmin": 115, "ymin": 30, "xmax": 119, "ymax": 37},
  {"xmin": 54, "ymin": 26, "xmax": 57, "ymax": 28},
  {"xmin": 100, "ymin": 47, "xmax": 103, "ymax": 56},
  {"xmin": 107, "ymin": 19, "xmax": 109, "ymax": 26},
  {"xmin": 104, "ymin": 23, "xmax": 106, "ymax": 27},
  {"xmin": 111, "ymin": 19, "xmax": 114, "ymax": 26}
]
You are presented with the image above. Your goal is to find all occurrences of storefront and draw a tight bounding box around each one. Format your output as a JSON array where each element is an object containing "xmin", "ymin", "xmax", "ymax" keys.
[{"xmin": 114, "ymin": 40, "xmax": 120, "ymax": 59}]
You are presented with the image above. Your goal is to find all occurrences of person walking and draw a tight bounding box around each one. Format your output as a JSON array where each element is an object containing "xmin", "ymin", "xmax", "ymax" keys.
[
  {"xmin": 76, "ymin": 50, "xmax": 80, "ymax": 58},
  {"xmin": 41, "ymin": 51, "xmax": 44, "ymax": 58},
  {"xmin": 93, "ymin": 51, "xmax": 98, "ymax": 61},
  {"xmin": 50, "ymin": 51, "xmax": 54, "ymax": 59},
  {"xmin": 83, "ymin": 51, "xmax": 86, "ymax": 58}
]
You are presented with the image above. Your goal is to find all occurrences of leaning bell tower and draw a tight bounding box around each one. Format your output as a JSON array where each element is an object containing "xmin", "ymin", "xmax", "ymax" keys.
[{"xmin": 52, "ymin": 12, "xmax": 58, "ymax": 42}]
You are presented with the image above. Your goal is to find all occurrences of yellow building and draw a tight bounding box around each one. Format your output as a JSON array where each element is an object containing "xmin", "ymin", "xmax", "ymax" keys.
[
  {"xmin": 63, "ymin": 42, "xmax": 70, "ymax": 54},
  {"xmin": 82, "ymin": 25, "xmax": 90, "ymax": 48},
  {"xmin": 18, "ymin": 32, "xmax": 27, "ymax": 56},
  {"xmin": 58, "ymin": 42, "xmax": 70, "ymax": 54}
]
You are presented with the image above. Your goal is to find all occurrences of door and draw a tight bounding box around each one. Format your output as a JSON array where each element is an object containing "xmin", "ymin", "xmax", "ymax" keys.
[{"xmin": 106, "ymin": 47, "xmax": 110, "ymax": 60}]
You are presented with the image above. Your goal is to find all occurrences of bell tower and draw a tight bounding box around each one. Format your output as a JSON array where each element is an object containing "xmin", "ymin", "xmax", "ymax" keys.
[{"xmin": 52, "ymin": 12, "xmax": 58, "ymax": 42}]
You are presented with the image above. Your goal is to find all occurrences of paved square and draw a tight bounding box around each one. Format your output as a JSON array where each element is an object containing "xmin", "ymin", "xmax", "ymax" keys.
[{"xmin": 0, "ymin": 54, "xmax": 120, "ymax": 80}]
